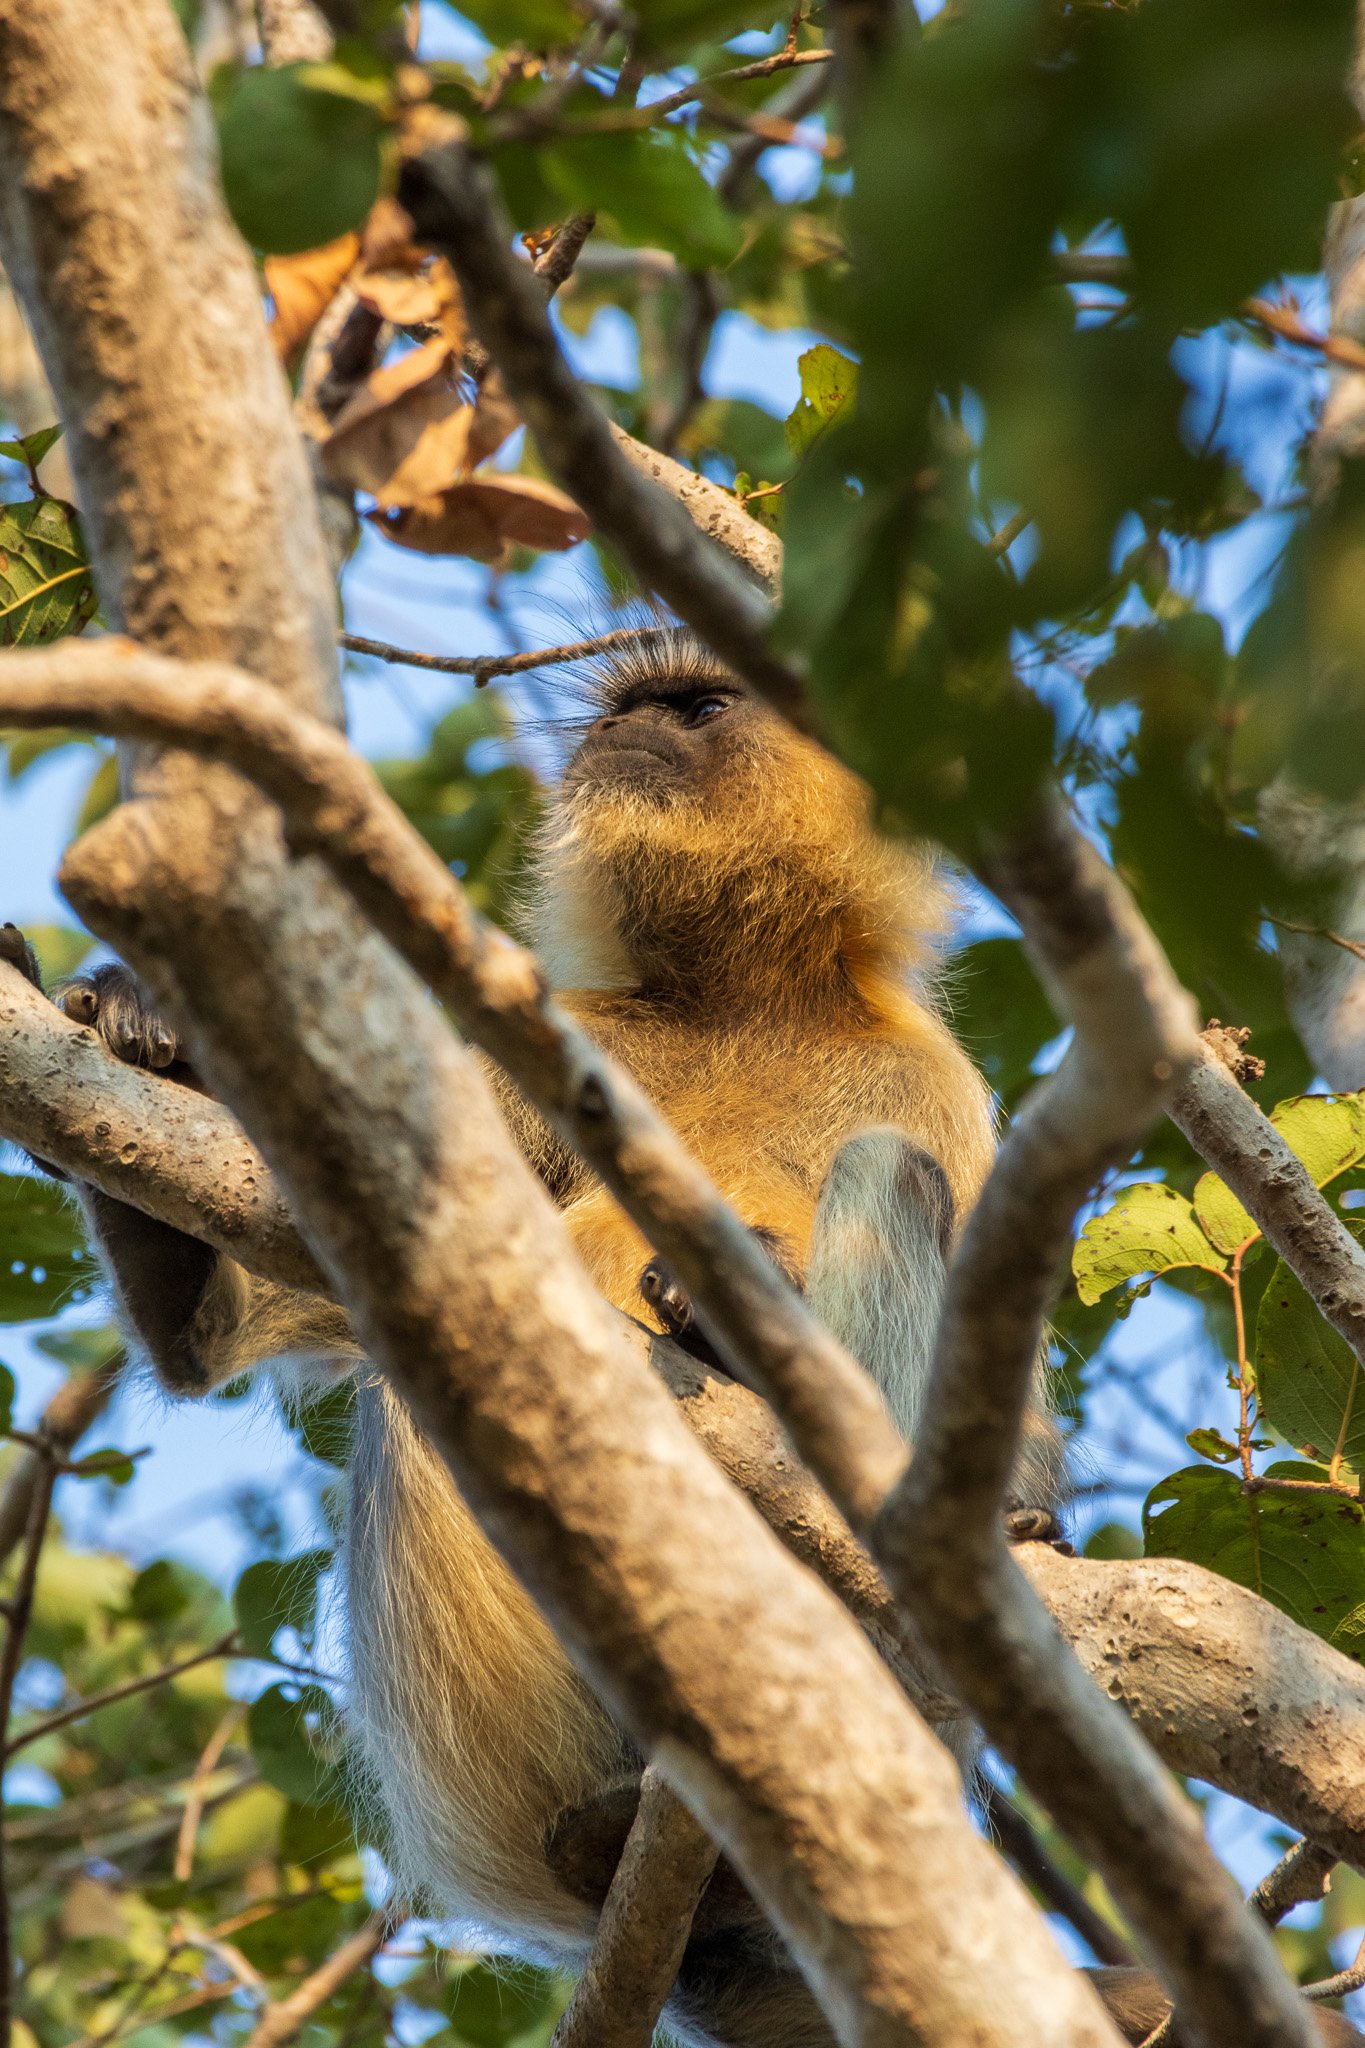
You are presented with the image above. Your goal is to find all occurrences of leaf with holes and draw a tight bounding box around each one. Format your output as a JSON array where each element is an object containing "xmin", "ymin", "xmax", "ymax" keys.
[
  {"xmin": 1194, "ymin": 1092, "xmax": 1365, "ymax": 1253},
  {"xmin": 1072, "ymin": 1183, "xmax": 1226, "ymax": 1305},
  {"xmin": 0, "ymin": 498, "xmax": 97, "ymax": 645},
  {"xmin": 1257, "ymin": 1223, "xmax": 1365, "ymax": 1473},
  {"xmin": 785, "ymin": 344, "xmax": 859, "ymax": 458},
  {"xmin": 1144, "ymin": 1461, "xmax": 1365, "ymax": 1651}
]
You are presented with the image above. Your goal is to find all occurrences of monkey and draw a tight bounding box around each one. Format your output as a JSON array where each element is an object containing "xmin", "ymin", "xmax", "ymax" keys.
[{"xmin": 1, "ymin": 630, "xmax": 1063, "ymax": 2048}]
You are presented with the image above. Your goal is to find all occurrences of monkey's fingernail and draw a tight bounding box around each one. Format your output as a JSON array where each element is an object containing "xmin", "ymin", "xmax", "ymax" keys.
[
  {"xmin": 148, "ymin": 1025, "xmax": 177, "ymax": 1069},
  {"xmin": 62, "ymin": 985, "xmax": 99, "ymax": 1024}
]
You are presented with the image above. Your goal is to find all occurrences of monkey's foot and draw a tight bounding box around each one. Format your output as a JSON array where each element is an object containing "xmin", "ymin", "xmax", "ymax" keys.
[
  {"xmin": 57, "ymin": 962, "xmax": 184, "ymax": 1072},
  {"xmin": 1003, "ymin": 1502, "xmax": 1075, "ymax": 1555},
  {"xmin": 0, "ymin": 923, "xmax": 43, "ymax": 991},
  {"xmin": 639, "ymin": 1256, "xmax": 722, "ymax": 1366}
]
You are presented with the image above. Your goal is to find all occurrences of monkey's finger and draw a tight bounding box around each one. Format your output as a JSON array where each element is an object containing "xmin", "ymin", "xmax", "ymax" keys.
[{"xmin": 0, "ymin": 923, "xmax": 44, "ymax": 993}]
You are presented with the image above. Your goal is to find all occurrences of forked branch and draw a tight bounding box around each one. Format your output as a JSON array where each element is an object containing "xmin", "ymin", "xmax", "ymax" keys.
[
  {"xmin": 0, "ymin": 641, "xmax": 908, "ymax": 1526},
  {"xmin": 549, "ymin": 1767, "xmax": 718, "ymax": 2048},
  {"xmin": 878, "ymin": 800, "xmax": 1318, "ymax": 2048}
]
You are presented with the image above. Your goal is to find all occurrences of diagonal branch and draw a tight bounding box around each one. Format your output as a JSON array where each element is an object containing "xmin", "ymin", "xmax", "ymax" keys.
[
  {"xmin": 395, "ymin": 143, "xmax": 806, "ymax": 722},
  {"xmin": 0, "ymin": 640, "xmax": 908, "ymax": 1526},
  {"xmin": 549, "ymin": 1765, "xmax": 718, "ymax": 2048},
  {"xmin": 877, "ymin": 799, "xmax": 1319, "ymax": 2048},
  {"xmin": 1167, "ymin": 1028, "xmax": 1365, "ymax": 1364},
  {"xmin": 5, "ymin": 953, "xmax": 1365, "ymax": 1866},
  {"xmin": 242, "ymin": 1910, "xmax": 391, "ymax": 2048}
]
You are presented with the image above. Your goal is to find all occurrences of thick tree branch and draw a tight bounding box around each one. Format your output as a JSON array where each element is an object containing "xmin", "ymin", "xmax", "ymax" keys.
[
  {"xmin": 0, "ymin": 953, "xmax": 326, "ymax": 1293},
  {"xmin": 0, "ymin": 642, "xmax": 909, "ymax": 1528},
  {"xmin": 549, "ymin": 1765, "xmax": 718, "ymax": 2048},
  {"xmin": 607, "ymin": 425, "xmax": 782, "ymax": 589},
  {"xmin": 1017, "ymin": 1546, "xmax": 1365, "ymax": 1876},
  {"xmin": 1168, "ymin": 1030, "xmax": 1365, "ymax": 1365},
  {"xmin": 6, "ymin": 956, "xmax": 1365, "ymax": 1871},
  {"xmin": 395, "ymin": 143, "xmax": 807, "ymax": 723},
  {"xmin": 879, "ymin": 801, "xmax": 1318, "ymax": 2048}
]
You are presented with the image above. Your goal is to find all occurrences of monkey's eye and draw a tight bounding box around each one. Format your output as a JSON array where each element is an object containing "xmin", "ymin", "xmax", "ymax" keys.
[{"xmin": 679, "ymin": 693, "xmax": 730, "ymax": 728}]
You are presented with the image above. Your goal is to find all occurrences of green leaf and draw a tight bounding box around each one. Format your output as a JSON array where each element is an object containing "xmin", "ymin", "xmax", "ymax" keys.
[
  {"xmin": 442, "ymin": 1958, "xmax": 561, "ymax": 2048},
  {"xmin": 1257, "ymin": 1225, "xmax": 1365, "ymax": 1472},
  {"xmin": 248, "ymin": 1683, "xmax": 337, "ymax": 1805},
  {"xmin": 1144, "ymin": 1461, "xmax": 1365, "ymax": 1651},
  {"xmin": 537, "ymin": 132, "xmax": 743, "ymax": 270},
  {"xmin": 0, "ymin": 1173, "xmax": 95, "ymax": 1322},
  {"xmin": 0, "ymin": 497, "xmax": 97, "ymax": 645},
  {"xmin": 1186, "ymin": 1427, "xmax": 1241, "ymax": 1464},
  {"xmin": 34, "ymin": 1324, "xmax": 120, "ymax": 1375},
  {"xmin": 1195, "ymin": 1093, "xmax": 1365, "ymax": 1254},
  {"xmin": 634, "ymin": 0, "xmax": 784, "ymax": 52},
  {"xmin": 234, "ymin": 1549, "xmax": 331, "ymax": 1659},
  {"xmin": 784, "ymin": 344, "xmax": 859, "ymax": 458},
  {"xmin": 454, "ymin": 0, "xmax": 580, "ymax": 43},
  {"xmin": 1072, "ymin": 1183, "xmax": 1226, "ymax": 1305},
  {"xmin": 70, "ymin": 1446, "xmax": 137, "ymax": 1485},
  {"xmin": 294, "ymin": 1380, "xmax": 356, "ymax": 1468},
  {"xmin": 949, "ymin": 936, "xmax": 1055, "ymax": 1108},
  {"xmin": 128, "ymin": 1560, "xmax": 198, "ymax": 1623},
  {"xmin": 217, "ymin": 63, "xmax": 386, "ymax": 256},
  {"xmin": 0, "ymin": 425, "xmax": 63, "ymax": 472},
  {"xmin": 1084, "ymin": 1520, "xmax": 1142, "ymax": 1561}
]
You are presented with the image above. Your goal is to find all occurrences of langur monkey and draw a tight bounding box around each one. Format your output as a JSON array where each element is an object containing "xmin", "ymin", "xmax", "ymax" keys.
[{"xmin": 5, "ymin": 632, "xmax": 1061, "ymax": 2048}]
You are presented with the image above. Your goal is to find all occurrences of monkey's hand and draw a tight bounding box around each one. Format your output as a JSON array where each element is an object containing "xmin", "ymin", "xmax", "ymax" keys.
[
  {"xmin": 640, "ymin": 1228, "xmax": 800, "ymax": 1368},
  {"xmin": 1003, "ymin": 1500, "xmax": 1075, "ymax": 1555},
  {"xmin": 2, "ymin": 930, "xmax": 195, "ymax": 1179},
  {"xmin": 1, "ymin": 928, "xmax": 187, "ymax": 1073}
]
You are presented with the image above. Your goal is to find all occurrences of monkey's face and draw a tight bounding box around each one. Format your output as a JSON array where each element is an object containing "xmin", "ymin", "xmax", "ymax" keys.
[{"xmin": 564, "ymin": 664, "xmax": 754, "ymax": 810}]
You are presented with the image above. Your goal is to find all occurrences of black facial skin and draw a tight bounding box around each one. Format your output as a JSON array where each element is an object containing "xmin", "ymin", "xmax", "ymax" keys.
[{"xmin": 565, "ymin": 672, "xmax": 755, "ymax": 801}]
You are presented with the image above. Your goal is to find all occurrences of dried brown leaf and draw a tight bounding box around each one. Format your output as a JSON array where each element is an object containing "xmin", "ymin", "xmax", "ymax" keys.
[
  {"xmin": 368, "ymin": 470, "xmax": 589, "ymax": 560},
  {"xmin": 360, "ymin": 195, "xmax": 422, "ymax": 273},
  {"xmin": 320, "ymin": 335, "xmax": 471, "ymax": 504},
  {"xmin": 265, "ymin": 232, "xmax": 360, "ymax": 367},
  {"xmin": 367, "ymin": 491, "xmax": 510, "ymax": 563},
  {"xmin": 468, "ymin": 367, "xmax": 520, "ymax": 468},
  {"xmin": 354, "ymin": 254, "xmax": 467, "ymax": 353}
]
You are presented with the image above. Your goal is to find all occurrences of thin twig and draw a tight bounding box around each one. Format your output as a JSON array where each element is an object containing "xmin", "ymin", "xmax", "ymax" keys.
[
  {"xmin": 1250, "ymin": 1840, "xmax": 1337, "ymax": 1925},
  {"xmin": 550, "ymin": 1766, "xmax": 718, "ymax": 2048},
  {"xmin": 0, "ymin": 1439, "xmax": 58, "ymax": 2040},
  {"xmin": 981, "ymin": 1782, "xmax": 1136, "ymax": 1969},
  {"xmin": 6, "ymin": 1629, "xmax": 238, "ymax": 1759},
  {"xmin": 174, "ymin": 1703, "xmax": 246, "ymax": 1882},
  {"xmin": 241, "ymin": 1911, "xmax": 391, "ymax": 2048},
  {"xmin": 1167, "ymin": 1029, "xmax": 1365, "ymax": 1369},
  {"xmin": 0, "ymin": 1352, "xmax": 121, "ymax": 1567},
  {"xmin": 1244, "ymin": 295, "xmax": 1365, "ymax": 375},
  {"xmin": 340, "ymin": 625, "xmax": 670, "ymax": 682},
  {"xmin": 1269, "ymin": 915, "xmax": 1365, "ymax": 967},
  {"xmin": 1305, "ymin": 1928, "xmax": 1365, "ymax": 2002}
]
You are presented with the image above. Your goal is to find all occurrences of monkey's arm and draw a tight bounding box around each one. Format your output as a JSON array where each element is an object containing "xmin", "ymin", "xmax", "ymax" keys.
[{"xmin": 0, "ymin": 929, "xmax": 355, "ymax": 1395}]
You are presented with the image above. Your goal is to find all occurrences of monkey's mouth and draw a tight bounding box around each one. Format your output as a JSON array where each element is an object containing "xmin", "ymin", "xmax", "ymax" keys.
[{"xmin": 567, "ymin": 730, "xmax": 690, "ymax": 796}]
